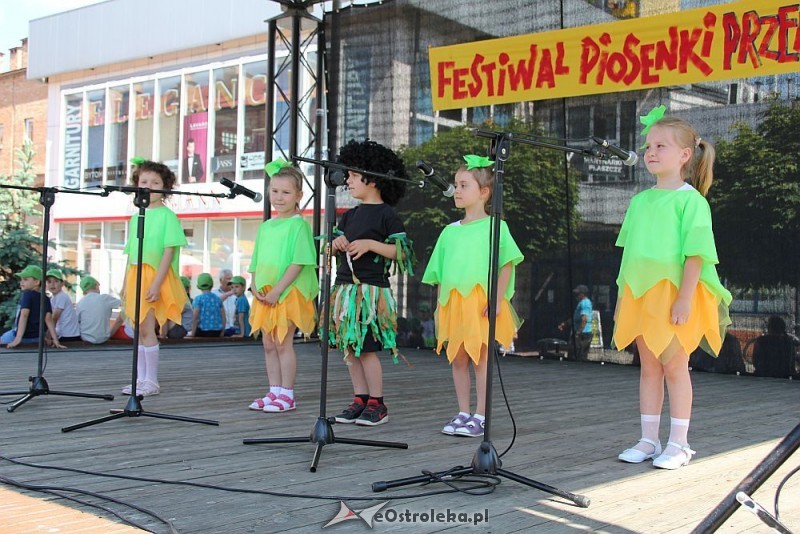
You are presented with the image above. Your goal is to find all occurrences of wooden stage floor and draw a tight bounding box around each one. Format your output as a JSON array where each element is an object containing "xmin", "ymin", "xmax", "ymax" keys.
[{"xmin": 0, "ymin": 341, "xmax": 798, "ymax": 533}]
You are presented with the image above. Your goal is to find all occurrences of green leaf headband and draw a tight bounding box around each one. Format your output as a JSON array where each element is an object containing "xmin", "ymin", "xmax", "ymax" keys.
[
  {"xmin": 639, "ymin": 105, "xmax": 666, "ymax": 136},
  {"xmin": 129, "ymin": 156, "xmax": 146, "ymax": 166},
  {"xmin": 264, "ymin": 158, "xmax": 293, "ymax": 177},
  {"xmin": 463, "ymin": 154, "xmax": 493, "ymax": 170}
]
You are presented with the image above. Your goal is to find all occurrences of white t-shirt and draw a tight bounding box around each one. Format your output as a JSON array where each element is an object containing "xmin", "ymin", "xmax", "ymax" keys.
[
  {"xmin": 50, "ymin": 291, "xmax": 80, "ymax": 338},
  {"xmin": 77, "ymin": 292, "xmax": 121, "ymax": 344},
  {"xmin": 214, "ymin": 287, "xmax": 237, "ymax": 329}
]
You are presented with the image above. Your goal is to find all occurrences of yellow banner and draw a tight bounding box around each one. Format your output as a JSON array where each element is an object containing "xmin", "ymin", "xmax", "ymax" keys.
[{"xmin": 429, "ymin": 0, "xmax": 800, "ymax": 110}]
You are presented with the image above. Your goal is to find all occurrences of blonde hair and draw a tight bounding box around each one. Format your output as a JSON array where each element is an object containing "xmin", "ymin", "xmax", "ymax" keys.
[
  {"xmin": 457, "ymin": 165, "xmax": 494, "ymax": 214},
  {"xmin": 270, "ymin": 166, "xmax": 304, "ymax": 192},
  {"xmin": 653, "ymin": 116, "xmax": 715, "ymax": 196}
]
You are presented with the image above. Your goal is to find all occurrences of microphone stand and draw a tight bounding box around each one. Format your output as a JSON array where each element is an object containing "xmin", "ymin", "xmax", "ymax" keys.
[
  {"xmin": 371, "ymin": 130, "xmax": 591, "ymax": 507},
  {"xmin": 693, "ymin": 421, "xmax": 800, "ymax": 532},
  {"xmin": 0, "ymin": 184, "xmax": 115, "ymax": 411},
  {"xmin": 243, "ymin": 160, "xmax": 409, "ymax": 472},
  {"xmin": 62, "ymin": 185, "xmax": 233, "ymax": 432}
]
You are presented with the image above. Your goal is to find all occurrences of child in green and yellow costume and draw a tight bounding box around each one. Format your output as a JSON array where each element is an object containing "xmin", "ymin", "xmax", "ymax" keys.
[
  {"xmin": 423, "ymin": 155, "xmax": 523, "ymax": 438},
  {"xmin": 614, "ymin": 108, "xmax": 731, "ymax": 470},
  {"xmin": 121, "ymin": 160, "xmax": 188, "ymax": 397},
  {"xmin": 248, "ymin": 160, "xmax": 319, "ymax": 413}
]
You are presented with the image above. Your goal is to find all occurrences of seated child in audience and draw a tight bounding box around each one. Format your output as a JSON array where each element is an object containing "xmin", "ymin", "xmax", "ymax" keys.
[
  {"xmin": 77, "ymin": 276, "xmax": 122, "ymax": 344},
  {"xmin": 46, "ymin": 269, "xmax": 82, "ymax": 343},
  {"xmin": 191, "ymin": 272, "xmax": 225, "ymax": 337},
  {"xmin": 230, "ymin": 275, "xmax": 251, "ymax": 338},
  {"xmin": 1, "ymin": 265, "xmax": 65, "ymax": 348}
]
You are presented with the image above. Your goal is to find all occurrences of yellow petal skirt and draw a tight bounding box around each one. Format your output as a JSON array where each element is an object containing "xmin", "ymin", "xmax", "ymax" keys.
[
  {"xmin": 436, "ymin": 286, "xmax": 521, "ymax": 365},
  {"xmin": 123, "ymin": 264, "xmax": 187, "ymax": 327},
  {"xmin": 613, "ymin": 279, "xmax": 724, "ymax": 360},
  {"xmin": 250, "ymin": 285, "xmax": 316, "ymax": 343}
]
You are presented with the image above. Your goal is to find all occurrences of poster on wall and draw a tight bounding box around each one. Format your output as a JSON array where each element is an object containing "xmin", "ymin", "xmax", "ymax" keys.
[{"xmin": 183, "ymin": 112, "xmax": 208, "ymax": 183}]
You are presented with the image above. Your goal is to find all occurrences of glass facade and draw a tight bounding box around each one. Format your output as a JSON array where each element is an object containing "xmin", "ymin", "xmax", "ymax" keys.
[{"xmin": 59, "ymin": 53, "xmax": 305, "ymax": 187}]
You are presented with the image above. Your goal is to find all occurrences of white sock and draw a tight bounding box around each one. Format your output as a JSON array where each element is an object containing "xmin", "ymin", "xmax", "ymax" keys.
[
  {"xmin": 458, "ymin": 411, "xmax": 470, "ymax": 420},
  {"xmin": 280, "ymin": 387, "xmax": 294, "ymax": 400},
  {"xmin": 136, "ymin": 345, "xmax": 146, "ymax": 384},
  {"xmin": 636, "ymin": 414, "xmax": 661, "ymax": 453},
  {"xmin": 269, "ymin": 385, "xmax": 281, "ymax": 397},
  {"xmin": 667, "ymin": 417, "xmax": 690, "ymax": 448},
  {"xmin": 143, "ymin": 345, "xmax": 159, "ymax": 384},
  {"xmin": 473, "ymin": 413, "xmax": 485, "ymax": 422}
]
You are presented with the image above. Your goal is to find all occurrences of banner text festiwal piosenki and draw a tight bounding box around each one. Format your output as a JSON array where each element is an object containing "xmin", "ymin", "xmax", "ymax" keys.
[{"xmin": 429, "ymin": 0, "xmax": 800, "ymax": 110}]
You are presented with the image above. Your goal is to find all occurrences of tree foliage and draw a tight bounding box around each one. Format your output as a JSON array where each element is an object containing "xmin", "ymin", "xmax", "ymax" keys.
[
  {"xmin": 0, "ymin": 142, "xmax": 43, "ymax": 328},
  {"xmin": 397, "ymin": 119, "xmax": 579, "ymax": 263},
  {"xmin": 0, "ymin": 142, "xmax": 81, "ymax": 329},
  {"xmin": 710, "ymin": 101, "xmax": 800, "ymax": 289}
]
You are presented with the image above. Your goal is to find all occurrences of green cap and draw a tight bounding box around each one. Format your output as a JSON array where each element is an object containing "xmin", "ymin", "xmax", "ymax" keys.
[
  {"xmin": 197, "ymin": 272, "xmax": 214, "ymax": 290},
  {"xmin": 18, "ymin": 265, "xmax": 43, "ymax": 279},
  {"xmin": 180, "ymin": 276, "xmax": 191, "ymax": 289},
  {"xmin": 79, "ymin": 276, "xmax": 99, "ymax": 292},
  {"xmin": 230, "ymin": 275, "xmax": 246, "ymax": 286},
  {"xmin": 46, "ymin": 268, "xmax": 64, "ymax": 280}
]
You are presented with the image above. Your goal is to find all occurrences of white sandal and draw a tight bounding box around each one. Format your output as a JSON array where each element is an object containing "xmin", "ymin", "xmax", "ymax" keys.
[
  {"xmin": 653, "ymin": 441, "xmax": 695, "ymax": 469},
  {"xmin": 618, "ymin": 438, "xmax": 662, "ymax": 463},
  {"xmin": 138, "ymin": 380, "xmax": 160, "ymax": 397}
]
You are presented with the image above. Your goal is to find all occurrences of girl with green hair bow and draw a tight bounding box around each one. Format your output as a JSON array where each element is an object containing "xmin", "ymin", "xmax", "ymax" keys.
[{"xmin": 422, "ymin": 155, "xmax": 524, "ymax": 438}]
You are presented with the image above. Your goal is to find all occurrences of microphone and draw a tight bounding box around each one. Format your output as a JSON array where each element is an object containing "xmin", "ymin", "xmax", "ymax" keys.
[
  {"xmin": 591, "ymin": 137, "xmax": 638, "ymax": 166},
  {"xmin": 416, "ymin": 160, "xmax": 455, "ymax": 197},
  {"xmin": 220, "ymin": 177, "xmax": 263, "ymax": 203}
]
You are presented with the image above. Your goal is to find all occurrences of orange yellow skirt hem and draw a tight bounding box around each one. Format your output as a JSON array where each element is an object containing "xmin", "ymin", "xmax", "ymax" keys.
[
  {"xmin": 613, "ymin": 279, "xmax": 724, "ymax": 359},
  {"xmin": 250, "ymin": 285, "xmax": 316, "ymax": 343},
  {"xmin": 435, "ymin": 286, "xmax": 521, "ymax": 365},
  {"xmin": 123, "ymin": 265, "xmax": 187, "ymax": 327}
]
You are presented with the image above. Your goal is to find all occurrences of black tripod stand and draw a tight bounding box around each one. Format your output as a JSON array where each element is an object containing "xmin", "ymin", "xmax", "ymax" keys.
[
  {"xmin": 372, "ymin": 131, "xmax": 605, "ymax": 507},
  {"xmin": 0, "ymin": 184, "xmax": 115, "ymax": 412},
  {"xmin": 62, "ymin": 185, "xmax": 225, "ymax": 432},
  {"xmin": 243, "ymin": 159, "xmax": 422, "ymax": 471},
  {"xmin": 693, "ymin": 421, "xmax": 800, "ymax": 533}
]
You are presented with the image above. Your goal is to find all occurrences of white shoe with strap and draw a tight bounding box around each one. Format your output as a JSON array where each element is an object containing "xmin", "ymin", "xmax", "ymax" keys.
[
  {"xmin": 653, "ymin": 441, "xmax": 695, "ymax": 470},
  {"xmin": 618, "ymin": 438, "xmax": 662, "ymax": 463}
]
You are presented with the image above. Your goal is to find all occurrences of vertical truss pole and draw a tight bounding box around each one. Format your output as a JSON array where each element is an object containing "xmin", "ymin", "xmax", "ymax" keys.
[
  {"xmin": 263, "ymin": 18, "xmax": 277, "ymax": 221},
  {"xmin": 313, "ymin": 19, "xmax": 326, "ymax": 241},
  {"xmin": 290, "ymin": 10, "xmax": 301, "ymax": 160}
]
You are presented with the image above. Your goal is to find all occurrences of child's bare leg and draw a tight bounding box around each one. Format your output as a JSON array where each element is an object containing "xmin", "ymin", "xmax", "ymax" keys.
[{"xmin": 452, "ymin": 349, "xmax": 472, "ymax": 414}]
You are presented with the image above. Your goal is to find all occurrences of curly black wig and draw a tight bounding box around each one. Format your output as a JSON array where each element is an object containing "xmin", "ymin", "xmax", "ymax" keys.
[{"xmin": 336, "ymin": 139, "xmax": 407, "ymax": 206}]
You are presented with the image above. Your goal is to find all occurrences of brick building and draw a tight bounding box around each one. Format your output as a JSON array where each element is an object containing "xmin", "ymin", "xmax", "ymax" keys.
[{"xmin": 0, "ymin": 39, "xmax": 48, "ymax": 184}]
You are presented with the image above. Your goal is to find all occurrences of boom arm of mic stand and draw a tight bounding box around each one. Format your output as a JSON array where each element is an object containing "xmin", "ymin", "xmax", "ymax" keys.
[
  {"xmin": 473, "ymin": 129, "xmax": 603, "ymax": 159},
  {"xmin": 96, "ymin": 185, "xmax": 231, "ymax": 200},
  {"xmin": 293, "ymin": 156, "xmax": 424, "ymax": 187}
]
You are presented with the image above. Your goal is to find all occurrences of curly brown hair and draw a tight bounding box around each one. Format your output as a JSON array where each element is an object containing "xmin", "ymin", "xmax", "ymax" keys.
[{"xmin": 131, "ymin": 161, "xmax": 177, "ymax": 197}]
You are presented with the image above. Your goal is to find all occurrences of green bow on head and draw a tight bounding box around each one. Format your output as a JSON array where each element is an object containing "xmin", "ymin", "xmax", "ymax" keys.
[
  {"xmin": 463, "ymin": 154, "xmax": 493, "ymax": 170},
  {"xmin": 639, "ymin": 105, "xmax": 666, "ymax": 136},
  {"xmin": 129, "ymin": 156, "xmax": 146, "ymax": 166},
  {"xmin": 264, "ymin": 158, "xmax": 293, "ymax": 177}
]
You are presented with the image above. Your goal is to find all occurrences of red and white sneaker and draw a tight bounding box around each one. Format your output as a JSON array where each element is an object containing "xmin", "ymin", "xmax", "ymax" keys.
[{"xmin": 354, "ymin": 399, "xmax": 388, "ymax": 426}]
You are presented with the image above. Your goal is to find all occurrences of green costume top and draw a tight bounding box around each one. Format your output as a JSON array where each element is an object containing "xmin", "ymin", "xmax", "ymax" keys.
[
  {"xmin": 422, "ymin": 217, "xmax": 524, "ymax": 305},
  {"xmin": 123, "ymin": 205, "xmax": 186, "ymax": 275},
  {"xmin": 249, "ymin": 215, "xmax": 319, "ymax": 302},
  {"xmin": 615, "ymin": 186, "xmax": 731, "ymax": 304}
]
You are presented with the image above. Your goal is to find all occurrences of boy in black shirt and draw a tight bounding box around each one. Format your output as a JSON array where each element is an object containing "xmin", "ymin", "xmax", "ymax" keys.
[
  {"xmin": 327, "ymin": 139, "xmax": 415, "ymax": 427},
  {"xmin": 1, "ymin": 265, "xmax": 65, "ymax": 348}
]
